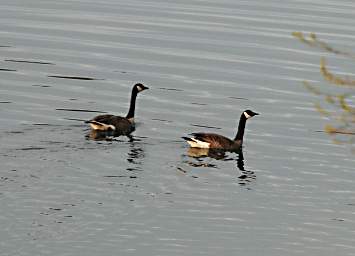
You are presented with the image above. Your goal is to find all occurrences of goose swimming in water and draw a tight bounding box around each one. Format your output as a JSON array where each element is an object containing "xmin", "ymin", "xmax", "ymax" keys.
[
  {"xmin": 85, "ymin": 83, "xmax": 148, "ymax": 136},
  {"xmin": 182, "ymin": 110, "xmax": 259, "ymax": 151}
]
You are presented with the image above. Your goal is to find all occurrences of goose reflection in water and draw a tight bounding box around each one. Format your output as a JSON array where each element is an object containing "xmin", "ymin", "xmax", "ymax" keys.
[
  {"xmin": 86, "ymin": 129, "xmax": 136, "ymax": 142},
  {"xmin": 235, "ymin": 150, "xmax": 256, "ymax": 186},
  {"xmin": 187, "ymin": 147, "xmax": 229, "ymax": 160},
  {"xmin": 126, "ymin": 138, "xmax": 145, "ymax": 167},
  {"xmin": 186, "ymin": 148, "xmax": 256, "ymax": 185},
  {"xmin": 86, "ymin": 130, "xmax": 145, "ymax": 172}
]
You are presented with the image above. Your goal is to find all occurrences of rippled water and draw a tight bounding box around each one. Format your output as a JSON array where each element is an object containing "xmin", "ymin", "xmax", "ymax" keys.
[{"xmin": 1, "ymin": 0, "xmax": 355, "ymax": 255}]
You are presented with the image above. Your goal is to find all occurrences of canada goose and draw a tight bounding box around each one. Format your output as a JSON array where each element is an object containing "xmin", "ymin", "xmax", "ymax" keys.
[
  {"xmin": 85, "ymin": 83, "xmax": 148, "ymax": 136},
  {"xmin": 182, "ymin": 110, "xmax": 259, "ymax": 150}
]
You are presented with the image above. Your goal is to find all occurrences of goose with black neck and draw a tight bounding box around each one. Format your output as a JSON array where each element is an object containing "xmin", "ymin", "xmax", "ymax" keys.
[
  {"xmin": 85, "ymin": 83, "xmax": 148, "ymax": 137},
  {"xmin": 182, "ymin": 110, "xmax": 259, "ymax": 151}
]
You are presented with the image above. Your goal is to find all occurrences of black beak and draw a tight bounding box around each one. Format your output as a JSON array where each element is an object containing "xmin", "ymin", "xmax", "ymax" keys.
[{"xmin": 254, "ymin": 112, "xmax": 259, "ymax": 116}]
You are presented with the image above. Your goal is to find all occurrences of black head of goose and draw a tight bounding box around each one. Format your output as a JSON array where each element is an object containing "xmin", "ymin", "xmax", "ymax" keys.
[
  {"xmin": 182, "ymin": 110, "xmax": 259, "ymax": 151},
  {"xmin": 85, "ymin": 83, "xmax": 149, "ymax": 136}
]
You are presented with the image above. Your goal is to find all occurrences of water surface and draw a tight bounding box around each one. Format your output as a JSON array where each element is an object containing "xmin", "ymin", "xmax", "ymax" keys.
[{"xmin": 1, "ymin": 0, "xmax": 355, "ymax": 255}]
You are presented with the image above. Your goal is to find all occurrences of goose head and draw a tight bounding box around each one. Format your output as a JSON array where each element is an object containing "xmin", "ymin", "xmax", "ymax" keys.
[
  {"xmin": 243, "ymin": 109, "xmax": 259, "ymax": 119},
  {"xmin": 134, "ymin": 83, "xmax": 149, "ymax": 93}
]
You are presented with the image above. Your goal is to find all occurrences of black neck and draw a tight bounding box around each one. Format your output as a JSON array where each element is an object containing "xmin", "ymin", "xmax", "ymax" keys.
[
  {"xmin": 234, "ymin": 113, "xmax": 247, "ymax": 141},
  {"xmin": 126, "ymin": 87, "xmax": 138, "ymax": 119}
]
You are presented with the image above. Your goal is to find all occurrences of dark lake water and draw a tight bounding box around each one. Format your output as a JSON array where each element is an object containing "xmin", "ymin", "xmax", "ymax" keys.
[{"xmin": 1, "ymin": 0, "xmax": 355, "ymax": 255}]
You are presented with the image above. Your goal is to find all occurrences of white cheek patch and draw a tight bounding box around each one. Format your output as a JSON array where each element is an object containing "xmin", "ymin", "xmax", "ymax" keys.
[
  {"xmin": 137, "ymin": 85, "xmax": 143, "ymax": 91},
  {"xmin": 244, "ymin": 111, "xmax": 251, "ymax": 119}
]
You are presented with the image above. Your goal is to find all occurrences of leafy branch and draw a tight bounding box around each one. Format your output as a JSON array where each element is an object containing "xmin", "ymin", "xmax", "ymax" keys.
[{"xmin": 293, "ymin": 32, "xmax": 354, "ymax": 149}]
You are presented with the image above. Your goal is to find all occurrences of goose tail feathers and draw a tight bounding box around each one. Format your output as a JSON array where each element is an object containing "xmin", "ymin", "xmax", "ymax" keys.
[
  {"xmin": 86, "ymin": 120, "xmax": 116, "ymax": 131},
  {"xmin": 182, "ymin": 136, "xmax": 210, "ymax": 148}
]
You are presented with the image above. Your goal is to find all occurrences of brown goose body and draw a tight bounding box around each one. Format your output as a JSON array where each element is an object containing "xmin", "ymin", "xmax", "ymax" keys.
[
  {"xmin": 184, "ymin": 133, "xmax": 242, "ymax": 150},
  {"xmin": 85, "ymin": 83, "xmax": 148, "ymax": 136},
  {"xmin": 87, "ymin": 114, "xmax": 135, "ymax": 135},
  {"xmin": 183, "ymin": 110, "xmax": 259, "ymax": 151}
]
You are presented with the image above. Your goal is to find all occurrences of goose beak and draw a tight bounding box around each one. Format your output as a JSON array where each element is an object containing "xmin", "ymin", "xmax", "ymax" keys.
[{"xmin": 254, "ymin": 112, "xmax": 259, "ymax": 115}]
